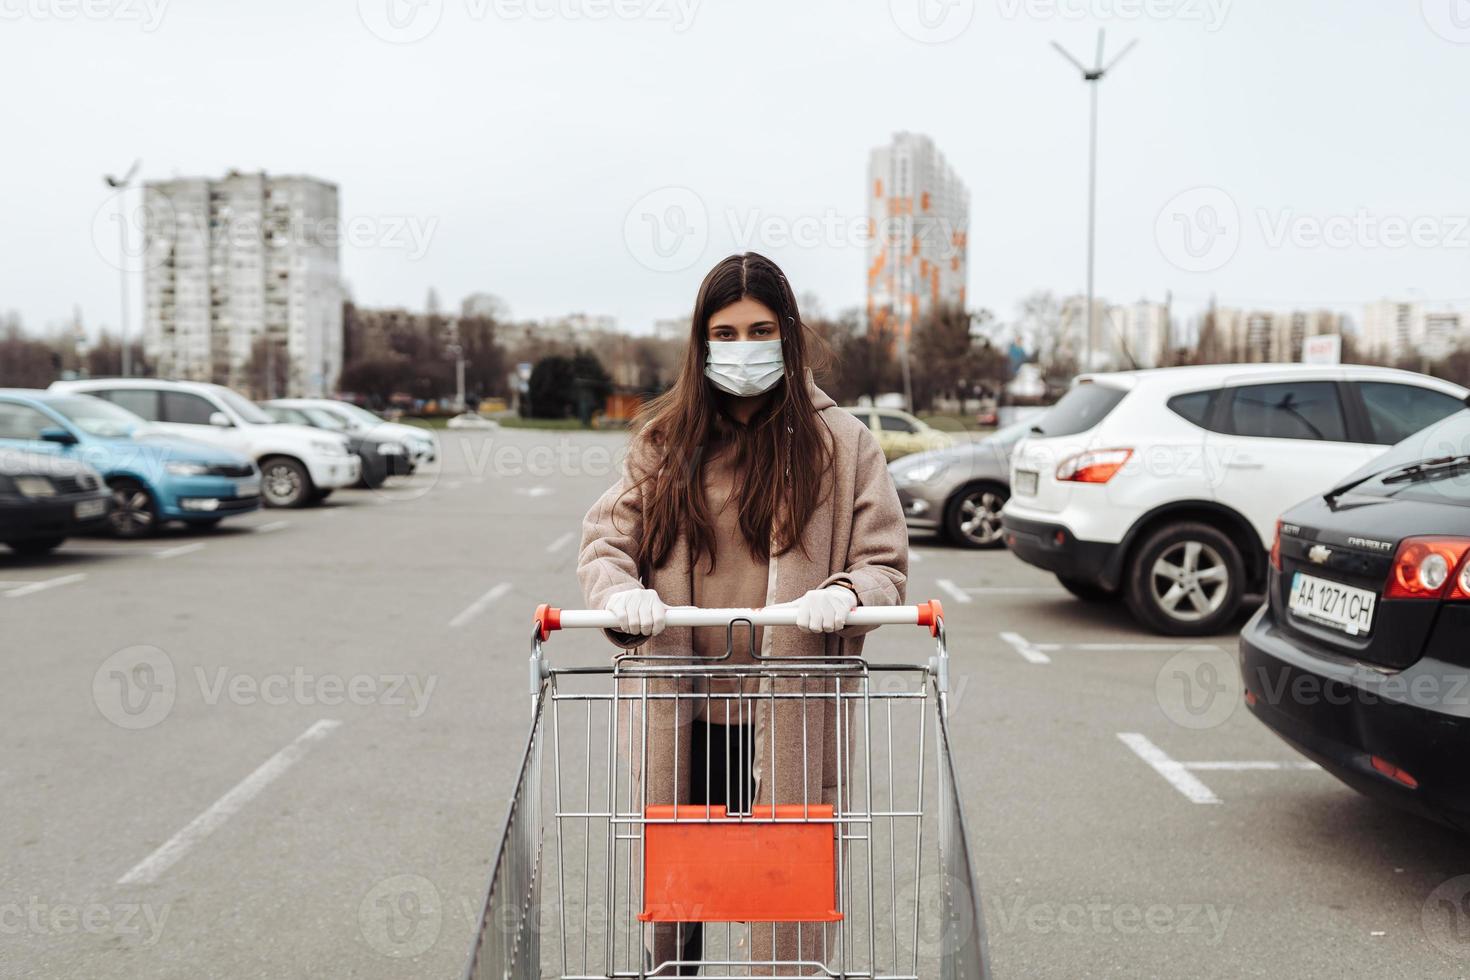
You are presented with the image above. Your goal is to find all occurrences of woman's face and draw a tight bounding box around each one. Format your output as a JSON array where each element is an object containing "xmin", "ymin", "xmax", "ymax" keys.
[{"xmin": 706, "ymin": 297, "xmax": 782, "ymax": 343}]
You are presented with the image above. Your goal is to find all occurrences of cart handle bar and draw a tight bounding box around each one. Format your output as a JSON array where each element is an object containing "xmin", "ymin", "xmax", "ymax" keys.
[{"xmin": 535, "ymin": 600, "xmax": 944, "ymax": 641}]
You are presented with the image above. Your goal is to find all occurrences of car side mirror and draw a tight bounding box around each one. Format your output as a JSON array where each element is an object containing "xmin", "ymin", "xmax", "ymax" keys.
[
  {"xmin": 208, "ymin": 411, "xmax": 233, "ymax": 428},
  {"xmin": 40, "ymin": 427, "xmax": 78, "ymax": 446}
]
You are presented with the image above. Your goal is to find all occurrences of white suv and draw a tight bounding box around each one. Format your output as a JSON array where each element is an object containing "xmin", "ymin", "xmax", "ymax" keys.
[
  {"xmin": 49, "ymin": 379, "xmax": 359, "ymax": 508},
  {"xmin": 1001, "ymin": 364, "xmax": 1468, "ymax": 635}
]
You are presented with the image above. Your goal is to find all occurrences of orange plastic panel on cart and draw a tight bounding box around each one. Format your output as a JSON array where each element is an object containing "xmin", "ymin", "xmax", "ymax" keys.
[{"xmin": 638, "ymin": 805, "xmax": 841, "ymax": 923}]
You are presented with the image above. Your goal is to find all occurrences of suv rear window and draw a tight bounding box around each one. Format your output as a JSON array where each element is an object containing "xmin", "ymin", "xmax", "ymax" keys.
[
  {"xmin": 1359, "ymin": 382, "xmax": 1465, "ymax": 445},
  {"xmin": 1166, "ymin": 390, "xmax": 1216, "ymax": 428},
  {"xmin": 1031, "ymin": 383, "xmax": 1127, "ymax": 438}
]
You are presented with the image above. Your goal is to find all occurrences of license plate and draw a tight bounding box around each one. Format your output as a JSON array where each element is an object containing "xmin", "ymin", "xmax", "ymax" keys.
[
  {"xmin": 1288, "ymin": 571, "xmax": 1376, "ymax": 636},
  {"xmin": 236, "ymin": 479, "xmax": 260, "ymax": 497},
  {"xmin": 75, "ymin": 498, "xmax": 106, "ymax": 519},
  {"xmin": 1015, "ymin": 469, "xmax": 1039, "ymax": 496}
]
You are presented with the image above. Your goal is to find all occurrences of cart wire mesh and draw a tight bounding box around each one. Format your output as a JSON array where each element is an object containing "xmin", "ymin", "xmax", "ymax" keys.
[{"xmin": 463, "ymin": 607, "xmax": 990, "ymax": 979}]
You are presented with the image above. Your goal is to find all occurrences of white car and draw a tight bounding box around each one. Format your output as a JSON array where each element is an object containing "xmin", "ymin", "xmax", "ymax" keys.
[
  {"xmin": 274, "ymin": 398, "xmax": 438, "ymax": 469},
  {"xmin": 48, "ymin": 379, "xmax": 359, "ymax": 508},
  {"xmin": 1001, "ymin": 364, "xmax": 1469, "ymax": 635}
]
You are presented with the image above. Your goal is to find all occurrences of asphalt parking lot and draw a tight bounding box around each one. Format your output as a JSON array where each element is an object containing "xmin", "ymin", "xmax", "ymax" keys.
[{"xmin": 4, "ymin": 427, "xmax": 1470, "ymax": 980}]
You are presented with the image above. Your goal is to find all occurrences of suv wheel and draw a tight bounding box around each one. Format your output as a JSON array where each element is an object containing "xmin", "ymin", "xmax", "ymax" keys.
[
  {"xmin": 260, "ymin": 457, "xmax": 313, "ymax": 508},
  {"xmin": 944, "ymin": 484, "xmax": 1008, "ymax": 549},
  {"xmin": 108, "ymin": 478, "xmax": 158, "ymax": 538},
  {"xmin": 1124, "ymin": 521, "xmax": 1244, "ymax": 636}
]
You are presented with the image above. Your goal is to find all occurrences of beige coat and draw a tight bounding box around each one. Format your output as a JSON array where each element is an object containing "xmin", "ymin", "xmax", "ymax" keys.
[{"xmin": 577, "ymin": 379, "xmax": 908, "ymax": 974}]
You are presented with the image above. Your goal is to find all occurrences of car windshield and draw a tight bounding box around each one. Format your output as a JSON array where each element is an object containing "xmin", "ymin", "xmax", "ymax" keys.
[
  {"xmin": 1354, "ymin": 459, "xmax": 1470, "ymax": 506},
  {"xmin": 46, "ymin": 395, "xmax": 144, "ymax": 438},
  {"xmin": 265, "ymin": 405, "xmax": 311, "ymax": 425},
  {"xmin": 215, "ymin": 387, "xmax": 276, "ymax": 424},
  {"xmin": 334, "ymin": 402, "xmax": 385, "ymax": 426},
  {"xmin": 302, "ymin": 407, "xmax": 348, "ymax": 431}
]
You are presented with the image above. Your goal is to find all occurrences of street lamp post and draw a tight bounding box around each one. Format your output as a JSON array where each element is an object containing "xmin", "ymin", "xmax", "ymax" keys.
[
  {"xmin": 1051, "ymin": 31, "xmax": 1136, "ymax": 373},
  {"xmin": 103, "ymin": 161, "xmax": 141, "ymax": 378}
]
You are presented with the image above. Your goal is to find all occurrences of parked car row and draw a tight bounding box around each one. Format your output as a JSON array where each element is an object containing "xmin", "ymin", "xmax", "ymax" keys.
[
  {"xmin": 890, "ymin": 361, "xmax": 1470, "ymax": 829},
  {"xmin": 0, "ymin": 379, "xmax": 439, "ymax": 553}
]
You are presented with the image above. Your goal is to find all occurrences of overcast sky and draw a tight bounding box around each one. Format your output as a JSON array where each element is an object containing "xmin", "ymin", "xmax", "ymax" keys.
[{"xmin": 3, "ymin": 0, "xmax": 1469, "ymax": 340}]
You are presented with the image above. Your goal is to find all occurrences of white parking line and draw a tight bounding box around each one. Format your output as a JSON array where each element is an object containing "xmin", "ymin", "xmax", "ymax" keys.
[
  {"xmin": 1116, "ymin": 733, "xmax": 1321, "ymax": 804},
  {"xmin": 546, "ymin": 532, "xmax": 575, "ymax": 554},
  {"xmin": 515, "ymin": 486, "xmax": 553, "ymax": 498},
  {"xmin": 117, "ymin": 719, "xmax": 342, "ymax": 886},
  {"xmin": 1117, "ymin": 733, "xmax": 1221, "ymax": 805},
  {"xmin": 999, "ymin": 631, "xmax": 1052, "ymax": 665},
  {"xmin": 449, "ymin": 582, "xmax": 512, "ymax": 629},
  {"xmin": 4, "ymin": 573, "xmax": 87, "ymax": 599},
  {"xmin": 155, "ymin": 543, "xmax": 206, "ymax": 560},
  {"xmin": 446, "ymin": 480, "xmax": 463, "ymax": 490},
  {"xmin": 253, "ymin": 521, "xmax": 290, "ymax": 534},
  {"xmin": 936, "ymin": 579, "xmax": 972, "ymax": 604},
  {"xmin": 908, "ymin": 550, "xmax": 923, "ymax": 563},
  {"xmin": 1185, "ymin": 761, "xmax": 1320, "ymax": 772}
]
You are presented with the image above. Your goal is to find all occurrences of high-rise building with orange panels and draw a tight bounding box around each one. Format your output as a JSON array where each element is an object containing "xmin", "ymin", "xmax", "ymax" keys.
[{"xmin": 866, "ymin": 132, "xmax": 970, "ymax": 339}]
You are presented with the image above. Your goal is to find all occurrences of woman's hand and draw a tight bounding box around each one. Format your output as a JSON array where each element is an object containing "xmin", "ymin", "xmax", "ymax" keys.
[
  {"xmin": 604, "ymin": 588, "xmax": 668, "ymax": 637},
  {"xmin": 789, "ymin": 585, "xmax": 857, "ymax": 634}
]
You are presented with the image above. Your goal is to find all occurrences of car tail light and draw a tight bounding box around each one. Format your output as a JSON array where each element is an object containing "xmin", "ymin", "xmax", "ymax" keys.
[
  {"xmin": 1384, "ymin": 536, "xmax": 1470, "ymax": 600},
  {"xmin": 1270, "ymin": 520, "xmax": 1283, "ymax": 571},
  {"xmin": 1056, "ymin": 448, "xmax": 1133, "ymax": 484}
]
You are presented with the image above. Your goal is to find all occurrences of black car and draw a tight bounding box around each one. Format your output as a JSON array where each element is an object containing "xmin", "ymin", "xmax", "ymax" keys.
[
  {"xmin": 260, "ymin": 402, "xmax": 410, "ymax": 489},
  {"xmin": 1240, "ymin": 408, "xmax": 1470, "ymax": 830},
  {"xmin": 0, "ymin": 449, "xmax": 112, "ymax": 554}
]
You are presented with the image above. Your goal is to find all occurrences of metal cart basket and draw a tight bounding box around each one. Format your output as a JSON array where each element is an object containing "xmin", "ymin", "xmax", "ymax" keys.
[{"xmin": 463, "ymin": 601, "xmax": 990, "ymax": 979}]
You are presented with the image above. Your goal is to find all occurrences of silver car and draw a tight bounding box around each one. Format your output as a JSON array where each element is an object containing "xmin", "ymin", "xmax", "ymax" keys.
[{"xmin": 887, "ymin": 420, "xmax": 1032, "ymax": 548}]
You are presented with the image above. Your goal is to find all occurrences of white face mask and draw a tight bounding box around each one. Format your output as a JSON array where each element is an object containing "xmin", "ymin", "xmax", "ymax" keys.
[{"xmin": 705, "ymin": 339, "xmax": 785, "ymax": 397}]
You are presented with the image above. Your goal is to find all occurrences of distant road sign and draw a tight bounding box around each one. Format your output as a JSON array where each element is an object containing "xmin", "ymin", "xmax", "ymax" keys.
[{"xmin": 1302, "ymin": 334, "xmax": 1342, "ymax": 365}]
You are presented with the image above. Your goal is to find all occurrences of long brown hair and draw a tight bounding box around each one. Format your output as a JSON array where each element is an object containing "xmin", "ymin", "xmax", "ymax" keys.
[{"xmin": 629, "ymin": 252, "xmax": 833, "ymax": 574}]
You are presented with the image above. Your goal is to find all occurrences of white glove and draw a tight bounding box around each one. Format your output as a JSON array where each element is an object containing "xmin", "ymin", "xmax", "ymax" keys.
[
  {"xmin": 789, "ymin": 585, "xmax": 857, "ymax": 634},
  {"xmin": 604, "ymin": 588, "xmax": 668, "ymax": 637}
]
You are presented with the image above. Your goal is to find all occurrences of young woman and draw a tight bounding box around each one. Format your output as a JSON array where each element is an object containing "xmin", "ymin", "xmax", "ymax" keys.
[{"xmin": 577, "ymin": 252, "xmax": 907, "ymax": 976}]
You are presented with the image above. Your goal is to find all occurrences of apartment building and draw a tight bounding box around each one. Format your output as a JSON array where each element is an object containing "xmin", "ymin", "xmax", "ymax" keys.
[
  {"xmin": 1361, "ymin": 300, "xmax": 1465, "ymax": 363},
  {"xmin": 143, "ymin": 170, "xmax": 343, "ymax": 396},
  {"xmin": 1213, "ymin": 308, "xmax": 1344, "ymax": 363},
  {"xmin": 866, "ymin": 132, "xmax": 970, "ymax": 338}
]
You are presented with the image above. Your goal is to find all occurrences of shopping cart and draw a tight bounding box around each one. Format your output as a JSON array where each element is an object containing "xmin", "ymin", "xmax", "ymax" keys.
[{"xmin": 462, "ymin": 601, "xmax": 990, "ymax": 979}]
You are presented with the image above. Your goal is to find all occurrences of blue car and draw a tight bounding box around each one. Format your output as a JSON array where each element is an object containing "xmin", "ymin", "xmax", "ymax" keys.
[{"xmin": 0, "ymin": 389, "xmax": 262, "ymax": 537}]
